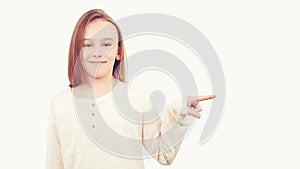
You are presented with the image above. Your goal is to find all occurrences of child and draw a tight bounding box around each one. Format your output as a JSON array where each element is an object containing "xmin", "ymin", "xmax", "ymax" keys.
[{"xmin": 46, "ymin": 9, "xmax": 215, "ymax": 169}]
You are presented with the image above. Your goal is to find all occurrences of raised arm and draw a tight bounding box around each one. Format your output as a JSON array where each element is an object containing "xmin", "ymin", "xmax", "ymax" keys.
[
  {"xmin": 141, "ymin": 98, "xmax": 189, "ymax": 165},
  {"xmin": 129, "ymin": 84, "xmax": 215, "ymax": 165}
]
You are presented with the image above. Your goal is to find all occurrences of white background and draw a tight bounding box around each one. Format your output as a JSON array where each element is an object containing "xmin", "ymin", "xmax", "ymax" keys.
[{"xmin": 0, "ymin": 0, "xmax": 299, "ymax": 168}]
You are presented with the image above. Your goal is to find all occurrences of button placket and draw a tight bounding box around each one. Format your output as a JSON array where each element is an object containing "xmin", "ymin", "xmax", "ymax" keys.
[{"xmin": 91, "ymin": 101, "xmax": 97, "ymax": 130}]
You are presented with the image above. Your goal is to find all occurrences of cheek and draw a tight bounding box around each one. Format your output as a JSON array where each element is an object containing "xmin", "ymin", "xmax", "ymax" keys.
[
  {"xmin": 106, "ymin": 46, "xmax": 118, "ymax": 60},
  {"xmin": 82, "ymin": 48, "xmax": 91, "ymax": 59}
]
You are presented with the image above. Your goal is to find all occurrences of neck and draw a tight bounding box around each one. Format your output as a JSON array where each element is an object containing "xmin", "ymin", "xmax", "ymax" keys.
[{"xmin": 82, "ymin": 75, "xmax": 117, "ymax": 98}]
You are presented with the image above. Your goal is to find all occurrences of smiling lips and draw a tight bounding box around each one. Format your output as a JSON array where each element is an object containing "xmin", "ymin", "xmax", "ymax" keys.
[{"xmin": 89, "ymin": 61, "xmax": 107, "ymax": 64}]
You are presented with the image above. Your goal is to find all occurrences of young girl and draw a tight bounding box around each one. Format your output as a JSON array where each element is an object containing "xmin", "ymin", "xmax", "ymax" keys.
[{"xmin": 46, "ymin": 9, "xmax": 215, "ymax": 169}]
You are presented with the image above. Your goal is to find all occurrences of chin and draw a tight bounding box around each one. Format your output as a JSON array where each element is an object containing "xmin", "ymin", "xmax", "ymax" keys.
[
  {"xmin": 85, "ymin": 67, "xmax": 113, "ymax": 79},
  {"xmin": 91, "ymin": 72, "xmax": 111, "ymax": 79}
]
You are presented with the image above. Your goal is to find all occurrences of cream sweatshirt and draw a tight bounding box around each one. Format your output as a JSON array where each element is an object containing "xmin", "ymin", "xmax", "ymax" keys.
[{"xmin": 46, "ymin": 81, "xmax": 189, "ymax": 169}]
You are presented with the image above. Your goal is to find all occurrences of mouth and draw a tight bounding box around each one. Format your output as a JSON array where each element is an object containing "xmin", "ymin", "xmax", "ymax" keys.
[{"xmin": 89, "ymin": 61, "xmax": 107, "ymax": 64}]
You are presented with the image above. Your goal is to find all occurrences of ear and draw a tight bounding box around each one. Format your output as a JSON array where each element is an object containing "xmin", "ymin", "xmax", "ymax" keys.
[
  {"xmin": 116, "ymin": 46, "xmax": 121, "ymax": 61},
  {"xmin": 115, "ymin": 54, "xmax": 121, "ymax": 61}
]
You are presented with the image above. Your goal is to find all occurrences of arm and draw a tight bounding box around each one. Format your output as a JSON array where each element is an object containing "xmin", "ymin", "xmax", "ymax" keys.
[
  {"xmin": 46, "ymin": 99, "xmax": 64, "ymax": 169},
  {"xmin": 141, "ymin": 93, "xmax": 189, "ymax": 165}
]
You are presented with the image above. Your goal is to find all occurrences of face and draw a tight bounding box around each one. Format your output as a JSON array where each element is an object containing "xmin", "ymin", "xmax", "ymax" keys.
[{"xmin": 81, "ymin": 19, "xmax": 120, "ymax": 80}]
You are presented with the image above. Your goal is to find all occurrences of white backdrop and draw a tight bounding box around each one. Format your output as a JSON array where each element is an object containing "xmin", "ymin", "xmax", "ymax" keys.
[{"xmin": 0, "ymin": 0, "xmax": 299, "ymax": 168}]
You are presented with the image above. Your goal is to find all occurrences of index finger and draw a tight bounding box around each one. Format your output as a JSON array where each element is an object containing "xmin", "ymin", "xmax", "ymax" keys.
[{"xmin": 197, "ymin": 95, "xmax": 216, "ymax": 101}]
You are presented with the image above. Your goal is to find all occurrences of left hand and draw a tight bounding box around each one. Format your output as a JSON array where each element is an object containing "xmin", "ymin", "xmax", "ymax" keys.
[{"xmin": 187, "ymin": 95, "xmax": 216, "ymax": 119}]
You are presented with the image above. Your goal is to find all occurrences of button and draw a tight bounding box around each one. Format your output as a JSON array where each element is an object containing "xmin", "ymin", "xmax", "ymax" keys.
[
  {"xmin": 92, "ymin": 124, "xmax": 96, "ymax": 128},
  {"xmin": 92, "ymin": 112, "xmax": 95, "ymax": 116}
]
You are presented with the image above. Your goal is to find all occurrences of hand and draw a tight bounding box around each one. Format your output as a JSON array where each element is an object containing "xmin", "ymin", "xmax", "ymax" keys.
[{"xmin": 187, "ymin": 95, "xmax": 216, "ymax": 119}]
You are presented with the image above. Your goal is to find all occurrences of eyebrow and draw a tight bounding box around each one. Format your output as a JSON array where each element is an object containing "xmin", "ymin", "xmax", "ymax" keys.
[{"xmin": 83, "ymin": 37, "xmax": 115, "ymax": 41}]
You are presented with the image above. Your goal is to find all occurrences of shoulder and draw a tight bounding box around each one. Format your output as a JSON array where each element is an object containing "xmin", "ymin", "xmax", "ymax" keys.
[
  {"xmin": 48, "ymin": 88, "xmax": 71, "ymax": 122},
  {"xmin": 126, "ymin": 82, "xmax": 149, "ymax": 95},
  {"xmin": 51, "ymin": 88, "xmax": 72, "ymax": 105},
  {"xmin": 114, "ymin": 81, "xmax": 149, "ymax": 96},
  {"xmin": 125, "ymin": 83, "xmax": 152, "ymax": 112}
]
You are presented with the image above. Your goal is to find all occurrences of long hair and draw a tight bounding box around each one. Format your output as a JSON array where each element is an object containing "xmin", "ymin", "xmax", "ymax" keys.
[{"xmin": 68, "ymin": 9, "xmax": 126, "ymax": 88}]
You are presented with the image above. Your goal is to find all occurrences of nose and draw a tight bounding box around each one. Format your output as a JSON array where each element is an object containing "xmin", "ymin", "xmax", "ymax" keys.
[
  {"xmin": 92, "ymin": 47, "xmax": 103, "ymax": 58},
  {"xmin": 92, "ymin": 54, "xmax": 102, "ymax": 58}
]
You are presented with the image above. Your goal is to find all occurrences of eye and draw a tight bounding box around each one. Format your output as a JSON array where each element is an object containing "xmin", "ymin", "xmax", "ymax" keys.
[
  {"xmin": 102, "ymin": 43, "xmax": 112, "ymax": 47},
  {"xmin": 83, "ymin": 43, "xmax": 93, "ymax": 47}
]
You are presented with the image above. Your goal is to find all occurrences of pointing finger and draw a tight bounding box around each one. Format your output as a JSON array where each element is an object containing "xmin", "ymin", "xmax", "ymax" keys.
[{"xmin": 197, "ymin": 95, "xmax": 216, "ymax": 101}]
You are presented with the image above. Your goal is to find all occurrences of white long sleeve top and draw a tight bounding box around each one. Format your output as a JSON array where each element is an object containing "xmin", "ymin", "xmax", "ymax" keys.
[{"xmin": 46, "ymin": 81, "xmax": 189, "ymax": 169}]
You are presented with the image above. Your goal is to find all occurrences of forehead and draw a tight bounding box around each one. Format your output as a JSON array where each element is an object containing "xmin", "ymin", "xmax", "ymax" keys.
[{"xmin": 84, "ymin": 19, "xmax": 118, "ymax": 40}]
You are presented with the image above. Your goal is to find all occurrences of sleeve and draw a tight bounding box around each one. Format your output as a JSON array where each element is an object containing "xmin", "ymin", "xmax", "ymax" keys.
[
  {"xmin": 140, "ymin": 88, "xmax": 189, "ymax": 165},
  {"xmin": 46, "ymin": 98, "xmax": 64, "ymax": 169}
]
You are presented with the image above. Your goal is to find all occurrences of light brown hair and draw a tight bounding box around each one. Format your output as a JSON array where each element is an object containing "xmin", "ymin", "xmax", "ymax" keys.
[{"xmin": 68, "ymin": 9, "xmax": 126, "ymax": 88}]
